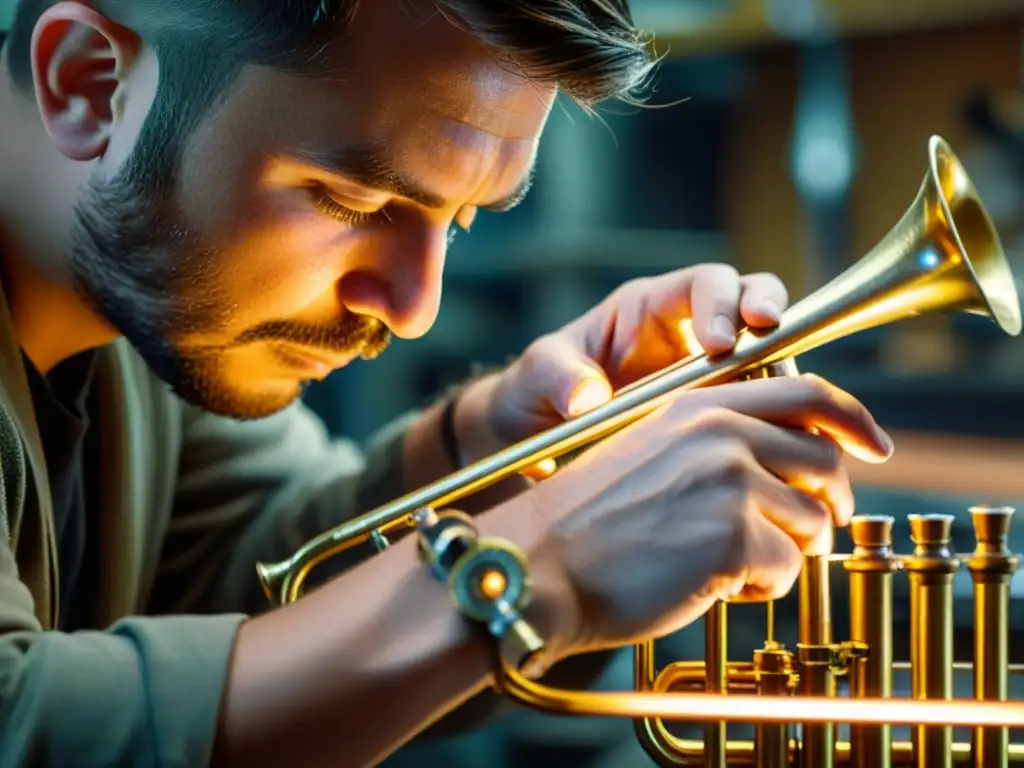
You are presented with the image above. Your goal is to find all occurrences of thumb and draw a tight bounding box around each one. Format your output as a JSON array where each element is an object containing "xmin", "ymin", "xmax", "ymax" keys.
[
  {"xmin": 567, "ymin": 374, "xmax": 614, "ymax": 417},
  {"xmin": 526, "ymin": 335, "xmax": 613, "ymax": 419},
  {"xmin": 519, "ymin": 366, "xmax": 610, "ymax": 482}
]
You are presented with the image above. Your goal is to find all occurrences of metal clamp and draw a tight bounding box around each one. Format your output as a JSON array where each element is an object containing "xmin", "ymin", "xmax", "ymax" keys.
[{"xmin": 412, "ymin": 507, "xmax": 545, "ymax": 671}]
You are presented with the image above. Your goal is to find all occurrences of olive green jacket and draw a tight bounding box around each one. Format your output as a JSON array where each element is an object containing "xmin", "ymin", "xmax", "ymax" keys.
[{"xmin": 0, "ymin": 283, "xmax": 416, "ymax": 766}]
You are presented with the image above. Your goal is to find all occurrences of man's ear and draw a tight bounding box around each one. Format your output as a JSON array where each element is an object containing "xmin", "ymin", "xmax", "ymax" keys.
[{"xmin": 29, "ymin": 1, "xmax": 142, "ymax": 161}]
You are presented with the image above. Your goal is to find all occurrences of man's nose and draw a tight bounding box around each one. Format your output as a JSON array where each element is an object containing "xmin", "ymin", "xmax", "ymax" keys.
[{"xmin": 336, "ymin": 222, "xmax": 447, "ymax": 339}]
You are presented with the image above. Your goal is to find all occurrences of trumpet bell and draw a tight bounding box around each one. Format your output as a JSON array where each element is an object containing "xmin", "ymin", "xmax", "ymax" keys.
[
  {"xmin": 919, "ymin": 134, "xmax": 1020, "ymax": 335},
  {"xmin": 726, "ymin": 136, "xmax": 1021, "ymax": 384}
]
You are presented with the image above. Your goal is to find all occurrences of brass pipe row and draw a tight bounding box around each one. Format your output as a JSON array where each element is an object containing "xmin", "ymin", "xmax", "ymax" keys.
[
  {"xmin": 905, "ymin": 514, "xmax": 958, "ymax": 768},
  {"xmin": 845, "ymin": 514, "xmax": 898, "ymax": 768},
  {"xmin": 627, "ymin": 505, "xmax": 1023, "ymax": 766},
  {"xmin": 967, "ymin": 505, "xmax": 1020, "ymax": 768},
  {"xmin": 630, "ymin": 734, "xmax": 1024, "ymax": 767},
  {"xmin": 652, "ymin": 661, "xmax": 1024, "ymax": 692},
  {"xmin": 798, "ymin": 552, "xmax": 837, "ymax": 768},
  {"xmin": 706, "ymin": 601, "xmax": 728, "ymax": 768}
]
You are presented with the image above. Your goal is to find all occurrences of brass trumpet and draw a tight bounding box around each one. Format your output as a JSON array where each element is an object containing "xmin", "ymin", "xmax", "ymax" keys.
[{"xmin": 256, "ymin": 135, "xmax": 1024, "ymax": 766}]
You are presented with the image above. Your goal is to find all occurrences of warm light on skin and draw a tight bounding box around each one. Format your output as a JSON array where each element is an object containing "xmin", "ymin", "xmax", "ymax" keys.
[
  {"xmin": 1, "ymin": 0, "xmax": 556, "ymax": 421},
  {"xmin": 678, "ymin": 318, "xmax": 703, "ymax": 355}
]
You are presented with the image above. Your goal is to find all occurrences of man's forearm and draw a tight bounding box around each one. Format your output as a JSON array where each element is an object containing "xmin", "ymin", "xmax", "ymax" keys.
[
  {"xmin": 394, "ymin": 372, "xmax": 616, "ymax": 740},
  {"xmin": 213, "ymin": 493, "xmax": 569, "ymax": 768}
]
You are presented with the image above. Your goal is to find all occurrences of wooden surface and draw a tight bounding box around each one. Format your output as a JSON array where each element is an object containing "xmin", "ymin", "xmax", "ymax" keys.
[{"xmin": 847, "ymin": 429, "xmax": 1024, "ymax": 499}]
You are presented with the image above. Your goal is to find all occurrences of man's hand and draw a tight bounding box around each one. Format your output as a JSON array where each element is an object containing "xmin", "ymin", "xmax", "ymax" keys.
[
  {"xmin": 520, "ymin": 373, "xmax": 893, "ymax": 658},
  {"xmin": 454, "ymin": 264, "xmax": 789, "ymax": 468}
]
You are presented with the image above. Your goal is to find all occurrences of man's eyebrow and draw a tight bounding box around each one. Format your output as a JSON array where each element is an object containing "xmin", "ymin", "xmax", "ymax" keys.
[
  {"xmin": 292, "ymin": 143, "xmax": 535, "ymax": 213},
  {"xmin": 481, "ymin": 164, "xmax": 535, "ymax": 213}
]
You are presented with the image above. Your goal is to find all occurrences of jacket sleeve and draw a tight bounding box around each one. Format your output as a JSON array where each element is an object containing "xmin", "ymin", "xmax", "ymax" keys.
[
  {"xmin": 147, "ymin": 400, "xmax": 416, "ymax": 618},
  {"xmin": 0, "ymin": 428, "xmax": 245, "ymax": 767}
]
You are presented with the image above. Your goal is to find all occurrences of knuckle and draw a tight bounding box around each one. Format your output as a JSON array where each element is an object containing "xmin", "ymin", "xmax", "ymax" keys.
[
  {"xmin": 745, "ymin": 270, "xmax": 781, "ymax": 284},
  {"xmin": 707, "ymin": 444, "xmax": 755, "ymax": 497},
  {"xmin": 698, "ymin": 262, "xmax": 740, "ymax": 286},
  {"xmin": 747, "ymin": 270, "xmax": 788, "ymax": 293},
  {"xmin": 798, "ymin": 371, "xmax": 831, "ymax": 396},
  {"xmin": 706, "ymin": 261, "xmax": 739, "ymax": 277},
  {"xmin": 686, "ymin": 406, "xmax": 741, "ymax": 439},
  {"xmin": 612, "ymin": 275, "xmax": 652, "ymax": 302},
  {"xmin": 797, "ymin": 373, "xmax": 836, "ymax": 405},
  {"xmin": 814, "ymin": 435, "xmax": 843, "ymax": 471},
  {"xmin": 520, "ymin": 334, "xmax": 558, "ymax": 371}
]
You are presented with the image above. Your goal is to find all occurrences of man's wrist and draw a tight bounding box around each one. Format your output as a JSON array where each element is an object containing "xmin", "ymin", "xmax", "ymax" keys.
[
  {"xmin": 450, "ymin": 371, "xmax": 505, "ymax": 467},
  {"xmin": 401, "ymin": 369, "xmax": 505, "ymax": 493}
]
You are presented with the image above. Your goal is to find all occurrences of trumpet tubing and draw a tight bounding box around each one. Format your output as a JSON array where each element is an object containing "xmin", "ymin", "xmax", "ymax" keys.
[
  {"xmin": 624, "ymin": 507, "xmax": 1024, "ymax": 767},
  {"xmin": 255, "ymin": 134, "xmax": 1024, "ymax": 766}
]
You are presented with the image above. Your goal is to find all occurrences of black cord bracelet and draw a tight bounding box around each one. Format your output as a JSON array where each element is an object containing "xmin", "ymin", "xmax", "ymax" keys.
[{"xmin": 439, "ymin": 393, "xmax": 462, "ymax": 469}]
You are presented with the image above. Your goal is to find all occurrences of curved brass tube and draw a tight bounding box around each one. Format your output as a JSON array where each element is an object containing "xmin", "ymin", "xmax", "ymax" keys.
[{"xmin": 495, "ymin": 660, "xmax": 1024, "ymax": 726}]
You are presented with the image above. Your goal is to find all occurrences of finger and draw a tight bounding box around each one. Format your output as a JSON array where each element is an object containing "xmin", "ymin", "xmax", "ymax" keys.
[
  {"xmin": 519, "ymin": 335, "xmax": 614, "ymax": 420},
  {"xmin": 738, "ymin": 272, "xmax": 788, "ymax": 328},
  {"xmin": 674, "ymin": 374, "xmax": 894, "ymax": 463},
  {"xmin": 742, "ymin": 451, "xmax": 836, "ymax": 549},
  {"xmin": 696, "ymin": 412, "xmax": 856, "ymax": 525},
  {"xmin": 688, "ymin": 264, "xmax": 743, "ymax": 355},
  {"xmin": 729, "ymin": 511, "xmax": 804, "ymax": 603}
]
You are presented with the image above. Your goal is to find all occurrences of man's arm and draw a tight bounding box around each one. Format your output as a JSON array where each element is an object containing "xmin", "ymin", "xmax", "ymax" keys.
[
  {"xmin": 213, "ymin": 502, "xmax": 573, "ymax": 768},
  {"xmin": 148, "ymin": 385, "xmax": 614, "ymax": 739},
  {"xmin": 0, "ymin": 463, "xmax": 571, "ymax": 768}
]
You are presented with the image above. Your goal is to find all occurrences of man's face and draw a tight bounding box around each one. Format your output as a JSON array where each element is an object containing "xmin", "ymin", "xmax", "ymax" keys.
[{"xmin": 66, "ymin": 2, "xmax": 555, "ymax": 419}]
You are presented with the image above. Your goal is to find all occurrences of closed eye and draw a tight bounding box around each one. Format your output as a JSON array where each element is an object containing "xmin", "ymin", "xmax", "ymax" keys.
[{"xmin": 307, "ymin": 185, "xmax": 391, "ymax": 227}]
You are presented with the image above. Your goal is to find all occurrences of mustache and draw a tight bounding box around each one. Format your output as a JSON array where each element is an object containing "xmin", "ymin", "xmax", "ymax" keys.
[{"xmin": 233, "ymin": 314, "xmax": 392, "ymax": 357}]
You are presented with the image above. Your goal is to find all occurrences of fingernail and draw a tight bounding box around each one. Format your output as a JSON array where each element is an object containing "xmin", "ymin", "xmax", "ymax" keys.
[
  {"xmin": 760, "ymin": 298, "xmax": 782, "ymax": 322},
  {"xmin": 568, "ymin": 378, "xmax": 611, "ymax": 416},
  {"xmin": 711, "ymin": 315, "xmax": 736, "ymax": 344},
  {"xmin": 877, "ymin": 428, "xmax": 895, "ymax": 455}
]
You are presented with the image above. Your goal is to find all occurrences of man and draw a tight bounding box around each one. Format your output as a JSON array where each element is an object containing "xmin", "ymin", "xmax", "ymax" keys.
[{"xmin": 0, "ymin": 1, "xmax": 894, "ymax": 766}]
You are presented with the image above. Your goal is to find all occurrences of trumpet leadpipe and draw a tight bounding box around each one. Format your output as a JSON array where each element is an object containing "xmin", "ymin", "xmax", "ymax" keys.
[
  {"xmin": 905, "ymin": 513, "xmax": 960, "ymax": 768},
  {"xmin": 966, "ymin": 505, "xmax": 1020, "ymax": 768},
  {"xmin": 844, "ymin": 514, "xmax": 900, "ymax": 768}
]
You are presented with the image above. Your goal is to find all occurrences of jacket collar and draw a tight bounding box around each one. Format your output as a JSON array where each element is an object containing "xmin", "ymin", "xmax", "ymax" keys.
[{"xmin": 0, "ymin": 280, "xmax": 57, "ymax": 628}]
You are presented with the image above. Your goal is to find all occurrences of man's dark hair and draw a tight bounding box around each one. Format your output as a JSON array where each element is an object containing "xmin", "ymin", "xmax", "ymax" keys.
[{"xmin": 6, "ymin": 0, "xmax": 655, "ymax": 183}]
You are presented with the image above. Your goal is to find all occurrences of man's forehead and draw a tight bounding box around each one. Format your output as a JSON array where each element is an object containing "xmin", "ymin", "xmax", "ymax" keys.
[{"xmin": 337, "ymin": 0, "xmax": 557, "ymax": 134}]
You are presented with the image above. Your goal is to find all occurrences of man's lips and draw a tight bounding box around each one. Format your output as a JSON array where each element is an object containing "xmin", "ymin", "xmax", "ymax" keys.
[{"xmin": 273, "ymin": 343, "xmax": 357, "ymax": 379}]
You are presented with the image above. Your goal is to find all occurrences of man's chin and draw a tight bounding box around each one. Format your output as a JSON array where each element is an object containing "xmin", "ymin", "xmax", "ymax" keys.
[{"xmin": 170, "ymin": 374, "xmax": 307, "ymax": 422}]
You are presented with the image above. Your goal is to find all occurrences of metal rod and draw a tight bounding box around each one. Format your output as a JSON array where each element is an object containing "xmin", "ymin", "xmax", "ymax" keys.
[
  {"xmin": 755, "ymin": 643, "xmax": 792, "ymax": 768},
  {"xmin": 706, "ymin": 602, "xmax": 728, "ymax": 767},
  {"xmin": 845, "ymin": 515, "xmax": 899, "ymax": 768},
  {"xmin": 966, "ymin": 505, "xmax": 1020, "ymax": 768},
  {"xmin": 500, "ymin": 661, "xmax": 1024, "ymax": 725},
  {"xmin": 798, "ymin": 552, "xmax": 836, "ymax": 768},
  {"xmin": 905, "ymin": 514, "xmax": 959, "ymax": 768}
]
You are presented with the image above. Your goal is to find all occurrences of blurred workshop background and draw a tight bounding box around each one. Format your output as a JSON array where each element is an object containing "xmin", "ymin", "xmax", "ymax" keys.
[{"xmin": 4, "ymin": 0, "xmax": 1023, "ymax": 766}]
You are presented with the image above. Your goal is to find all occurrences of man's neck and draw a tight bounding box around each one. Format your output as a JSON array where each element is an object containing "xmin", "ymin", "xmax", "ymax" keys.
[{"xmin": 0, "ymin": 63, "xmax": 120, "ymax": 375}]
